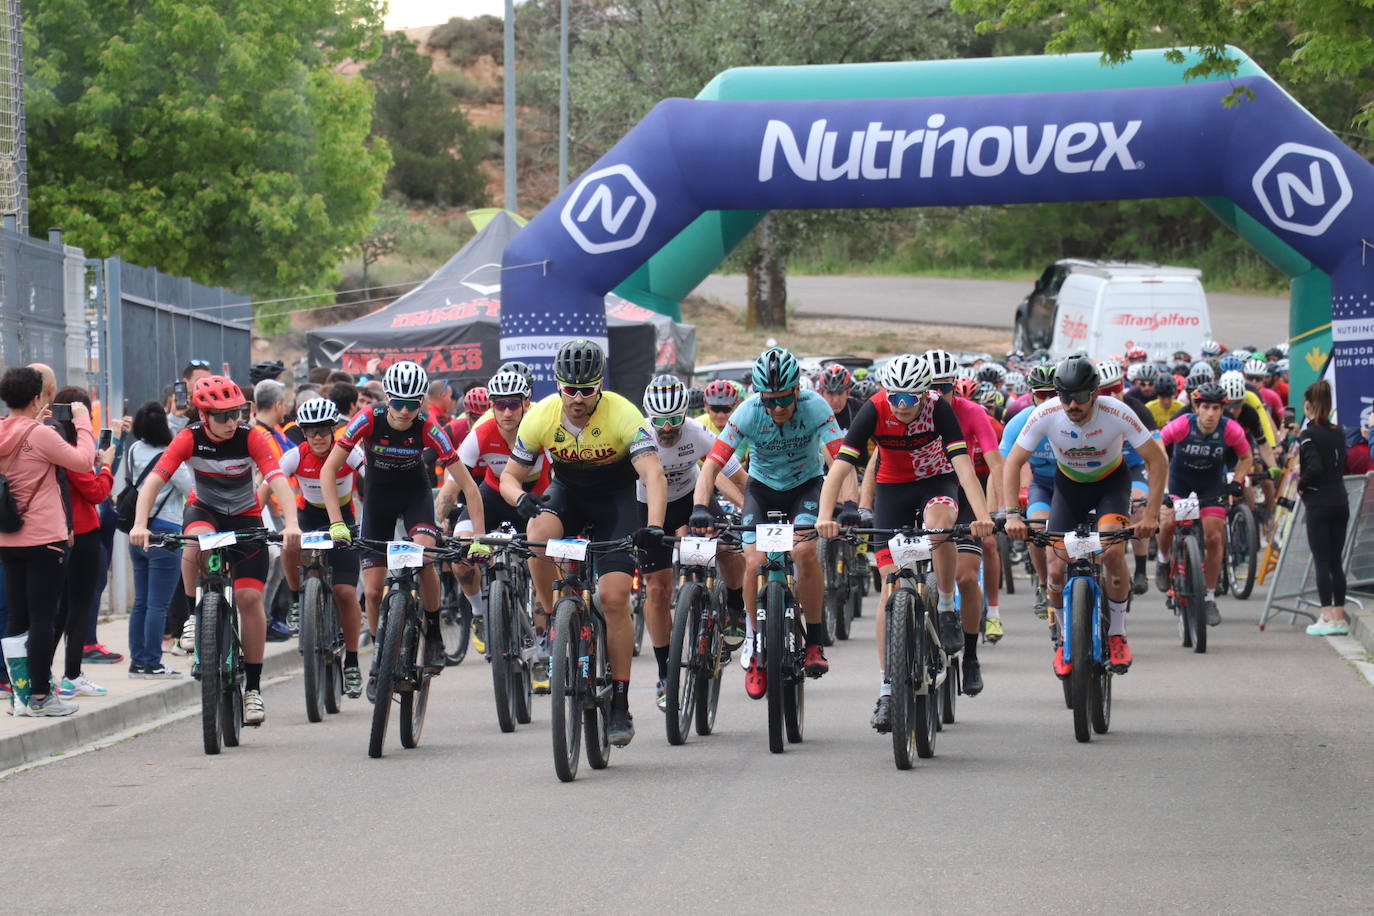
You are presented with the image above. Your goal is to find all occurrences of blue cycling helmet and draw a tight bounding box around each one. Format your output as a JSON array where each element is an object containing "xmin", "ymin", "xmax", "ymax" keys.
[
  {"xmin": 1218, "ymin": 355, "xmax": 1243, "ymax": 374},
  {"xmin": 752, "ymin": 347, "xmax": 800, "ymax": 393}
]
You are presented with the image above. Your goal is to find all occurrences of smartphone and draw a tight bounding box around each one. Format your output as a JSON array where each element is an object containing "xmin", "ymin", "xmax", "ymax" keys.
[
  {"xmin": 50, "ymin": 402, "xmax": 73, "ymax": 421},
  {"xmin": 98, "ymin": 428, "xmax": 113, "ymax": 450},
  {"xmin": 174, "ymin": 380, "xmax": 188, "ymax": 410},
  {"xmin": 1284, "ymin": 406, "xmax": 1296, "ymax": 426}
]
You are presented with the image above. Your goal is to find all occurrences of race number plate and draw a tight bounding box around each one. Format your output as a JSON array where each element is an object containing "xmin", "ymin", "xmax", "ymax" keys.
[
  {"xmin": 546, "ymin": 538, "xmax": 590, "ymax": 561},
  {"xmin": 386, "ymin": 541, "xmax": 425, "ymax": 569},
  {"xmin": 1173, "ymin": 497, "xmax": 1200, "ymax": 521},
  {"xmin": 679, "ymin": 536, "xmax": 717, "ymax": 566},
  {"xmin": 301, "ymin": 531, "xmax": 334, "ymax": 550},
  {"xmin": 197, "ymin": 531, "xmax": 238, "ymax": 550},
  {"xmin": 756, "ymin": 524, "xmax": 794, "ymax": 553},
  {"xmin": 1063, "ymin": 532, "xmax": 1103, "ymax": 559},
  {"xmin": 889, "ymin": 534, "xmax": 933, "ymax": 565}
]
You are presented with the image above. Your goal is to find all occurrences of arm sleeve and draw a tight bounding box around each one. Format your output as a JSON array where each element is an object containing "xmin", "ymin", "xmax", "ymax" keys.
[
  {"xmin": 935, "ymin": 399, "xmax": 969, "ymax": 458},
  {"xmin": 247, "ymin": 427, "xmax": 284, "ymax": 482},
  {"xmin": 152, "ymin": 428, "xmax": 196, "ymax": 481},
  {"xmin": 277, "ymin": 446, "xmax": 301, "ymax": 479},
  {"xmin": 424, "ymin": 423, "xmax": 458, "ymax": 466},
  {"xmin": 1159, "ymin": 415, "xmax": 1190, "ymax": 446},
  {"xmin": 836, "ymin": 401, "xmax": 879, "ymax": 466},
  {"xmin": 1298, "ymin": 433, "xmax": 1322, "ymax": 491}
]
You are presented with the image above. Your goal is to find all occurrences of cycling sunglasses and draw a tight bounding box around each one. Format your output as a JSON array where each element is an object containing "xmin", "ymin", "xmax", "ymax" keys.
[
  {"xmin": 389, "ymin": 397, "xmax": 422, "ymax": 411},
  {"xmin": 491, "ymin": 398, "xmax": 524, "ymax": 412},
  {"xmin": 561, "ymin": 384, "xmax": 600, "ymax": 398},
  {"xmin": 206, "ymin": 408, "xmax": 244, "ymax": 425},
  {"xmin": 706, "ymin": 403, "xmax": 733, "ymax": 413},
  {"xmin": 761, "ymin": 393, "xmax": 796, "ymax": 410},
  {"xmin": 184, "ymin": 359, "xmax": 211, "ymax": 371},
  {"xmin": 650, "ymin": 414, "xmax": 686, "ymax": 429},
  {"xmin": 1058, "ymin": 389, "xmax": 1095, "ymax": 406},
  {"xmin": 886, "ymin": 391, "xmax": 922, "ymax": 409},
  {"xmin": 301, "ymin": 424, "xmax": 335, "ymax": 438},
  {"xmin": 932, "ymin": 382, "xmax": 955, "ymax": 394}
]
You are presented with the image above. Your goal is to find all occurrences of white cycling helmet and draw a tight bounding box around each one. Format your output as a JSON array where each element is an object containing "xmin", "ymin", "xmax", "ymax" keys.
[
  {"xmin": 642, "ymin": 374, "xmax": 689, "ymax": 418},
  {"xmin": 923, "ymin": 349, "xmax": 959, "ymax": 381},
  {"xmin": 1243, "ymin": 358, "xmax": 1268, "ymax": 378},
  {"xmin": 1187, "ymin": 362, "xmax": 1215, "ymax": 384},
  {"xmin": 295, "ymin": 396, "xmax": 340, "ymax": 426},
  {"xmin": 955, "ymin": 365, "xmax": 978, "ymax": 382},
  {"xmin": 1200, "ymin": 339, "xmax": 1222, "ymax": 357},
  {"xmin": 383, "ymin": 360, "xmax": 428, "ymax": 399},
  {"xmin": 1096, "ymin": 358, "xmax": 1123, "ymax": 390},
  {"xmin": 1219, "ymin": 370, "xmax": 1247, "ymax": 402},
  {"xmin": 881, "ymin": 353, "xmax": 935, "ymax": 395},
  {"xmin": 487, "ymin": 369, "xmax": 531, "ymax": 400},
  {"xmin": 1126, "ymin": 362, "xmax": 1146, "ymax": 383},
  {"xmin": 1276, "ymin": 357, "xmax": 1290, "ymax": 373},
  {"xmin": 1004, "ymin": 369, "xmax": 1028, "ymax": 395}
]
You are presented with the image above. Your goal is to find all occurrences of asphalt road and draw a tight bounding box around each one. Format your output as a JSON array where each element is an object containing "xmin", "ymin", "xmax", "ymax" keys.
[
  {"xmin": 4, "ymin": 576, "xmax": 1371, "ymax": 914},
  {"xmin": 693, "ymin": 274, "xmax": 1291, "ymax": 347}
]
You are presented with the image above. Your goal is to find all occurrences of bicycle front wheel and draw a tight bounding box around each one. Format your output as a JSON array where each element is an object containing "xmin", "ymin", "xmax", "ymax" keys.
[
  {"xmin": 763, "ymin": 581, "xmax": 788, "ymax": 754},
  {"xmin": 695, "ymin": 581, "xmax": 725, "ymax": 737},
  {"xmin": 1181, "ymin": 535, "xmax": 1207, "ymax": 654},
  {"xmin": 1229, "ymin": 504, "xmax": 1259, "ymax": 600},
  {"xmin": 219, "ymin": 607, "xmax": 243, "ymax": 748},
  {"xmin": 584, "ymin": 618, "xmax": 612, "ymax": 770},
  {"xmin": 399, "ymin": 616, "xmax": 430, "ymax": 749},
  {"xmin": 1068, "ymin": 578, "xmax": 1093, "ymax": 743},
  {"xmin": 367, "ymin": 590, "xmax": 405, "ymax": 759},
  {"xmin": 301, "ymin": 576, "xmax": 327, "ymax": 723},
  {"xmin": 490, "ymin": 578, "xmax": 517, "ymax": 734},
  {"xmin": 550, "ymin": 597, "xmax": 584, "ymax": 782},
  {"xmin": 666, "ymin": 581, "xmax": 704, "ymax": 746},
  {"xmin": 884, "ymin": 587, "xmax": 917, "ymax": 769},
  {"xmin": 198, "ymin": 592, "xmax": 224, "ymax": 756}
]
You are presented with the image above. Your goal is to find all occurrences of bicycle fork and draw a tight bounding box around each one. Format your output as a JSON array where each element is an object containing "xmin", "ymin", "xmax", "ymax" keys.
[{"xmin": 1061, "ymin": 573, "xmax": 1105, "ymax": 668}]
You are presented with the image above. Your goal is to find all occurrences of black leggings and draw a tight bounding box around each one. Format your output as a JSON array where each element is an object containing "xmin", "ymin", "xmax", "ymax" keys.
[
  {"xmin": 1, "ymin": 542, "xmax": 68, "ymax": 695},
  {"xmin": 1304, "ymin": 503, "xmax": 1348, "ymax": 607},
  {"xmin": 54, "ymin": 529, "xmax": 103, "ymax": 680}
]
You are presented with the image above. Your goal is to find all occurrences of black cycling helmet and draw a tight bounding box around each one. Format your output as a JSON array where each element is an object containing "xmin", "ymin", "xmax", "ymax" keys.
[
  {"xmin": 1154, "ymin": 373, "xmax": 1178, "ymax": 398},
  {"xmin": 553, "ymin": 339, "xmax": 605, "ymax": 386},
  {"xmin": 250, "ymin": 359, "xmax": 285, "ymax": 385},
  {"xmin": 1027, "ymin": 364, "xmax": 1056, "ymax": 391},
  {"xmin": 1053, "ymin": 354, "xmax": 1099, "ymax": 394},
  {"xmin": 851, "ymin": 377, "xmax": 879, "ymax": 400},
  {"xmin": 686, "ymin": 386, "xmax": 706, "ymax": 412},
  {"xmin": 1193, "ymin": 381, "xmax": 1227, "ymax": 405},
  {"xmin": 976, "ymin": 364, "xmax": 1005, "ymax": 385}
]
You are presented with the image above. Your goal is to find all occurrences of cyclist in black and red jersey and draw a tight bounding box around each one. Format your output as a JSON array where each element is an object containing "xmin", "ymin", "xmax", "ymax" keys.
[
  {"xmin": 129, "ymin": 375, "xmax": 302, "ymax": 727},
  {"xmin": 320, "ymin": 360, "xmax": 486, "ymax": 696}
]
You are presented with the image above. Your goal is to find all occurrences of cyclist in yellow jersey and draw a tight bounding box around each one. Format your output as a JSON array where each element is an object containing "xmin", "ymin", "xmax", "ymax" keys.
[
  {"xmin": 1146, "ymin": 373, "xmax": 1186, "ymax": 428},
  {"xmin": 500, "ymin": 339, "xmax": 666, "ymax": 748}
]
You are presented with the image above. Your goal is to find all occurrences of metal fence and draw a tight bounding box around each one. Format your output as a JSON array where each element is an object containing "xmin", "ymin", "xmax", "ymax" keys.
[
  {"xmin": 1261, "ymin": 473, "xmax": 1371, "ymax": 628},
  {"xmin": 0, "ymin": 222, "xmax": 83, "ymax": 382}
]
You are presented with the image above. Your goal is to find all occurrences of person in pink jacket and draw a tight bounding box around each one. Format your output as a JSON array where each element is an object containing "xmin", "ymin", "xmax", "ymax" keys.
[{"xmin": 0, "ymin": 366, "xmax": 96, "ymax": 716}]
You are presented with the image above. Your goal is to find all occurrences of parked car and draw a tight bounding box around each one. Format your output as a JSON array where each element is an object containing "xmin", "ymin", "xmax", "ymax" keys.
[
  {"xmin": 1014, "ymin": 259, "xmax": 1213, "ymax": 360},
  {"xmin": 692, "ymin": 359, "xmax": 755, "ymax": 388}
]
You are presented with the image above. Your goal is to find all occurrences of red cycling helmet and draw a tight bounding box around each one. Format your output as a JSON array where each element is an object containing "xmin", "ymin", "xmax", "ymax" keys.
[
  {"xmin": 819, "ymin": 363, "xmax": 852, "ymax": 393},
  {"xmin": 703, "ymin": 378, "xmax": 741, "ymax": 408},
  {"xmin": 953, "ymin": 377, "xmax": 979, "ymax": 399},
  {"xmin": 464, "ymin": 386, "xmax": 490, "ymax": 416},
  {"xmin": 192, "ymin": 375, "xmax": 247, "ymax": 412}
]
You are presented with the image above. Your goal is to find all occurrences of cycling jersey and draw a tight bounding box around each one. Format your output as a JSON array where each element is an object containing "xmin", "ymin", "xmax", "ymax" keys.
[
  {"xmin": 1225, "ymin": 389, "xmax": 1277, "ymax": 446},
  {"xmin": 1252, "ymin": 383, "xmax": 1284, "ymax": 425},
  {"xmin": 636, "ymin": 417, "xmax": 741, "ymax": 503},
  {"xmin": 338, "ymin": 403, "xmax": 457, "ymax": 484},
  {"xmin": 1226, "ymin": 403, "xmax": 1269, "ymax": 451},
  {"xmin": 829, "ymin": 396, "xmax": 867, "ymax": 437},
  {"xmin": 1000, "ymin": 405, "xmax": 1056, "ymax": 482},
  {"xmin": 446, "ymin": 415, "xmax": 472, "ymax": 452},
  {"xmin": 837, "ymin": 392, "xmax": 966, "ymax": 482},
  {"xmin": 458, "ymin": 414, "xmax": 548, "ymax": 492},
  {"xmin": 1161, "ymin": 414, "xmax": 1249, "ymax": 488},
  {"xmin": 1147, "ymin": 398, "xmax": 1185, "ymax": 428},
  {"xmin": 511, "ymin": 390, "xmax": 656, "ymax": 489},
  {"xmin": 708, "ymin": 390, "xmax": 842, "ymax": 492},
  {"xmin": 950, "ymin": 395, "xmax": 1001, "ymax": 477},
  {"xmin": 278, "ymin": 441, "xmax": 365, "ymax": 509},
  {"xmin": 1015, "ymin": 396, "xmax": 1152, "ymax": 483},
  {"xmin": 1003, "ymin": 391, "xmax": 1034, "ymax": 422},
  {"xmin": 153, "ymin": 422, "xmax": 283, "ymax": 517}
]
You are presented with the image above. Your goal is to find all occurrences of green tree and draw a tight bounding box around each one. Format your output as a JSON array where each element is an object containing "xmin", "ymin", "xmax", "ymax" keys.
[
  {"xmin": 24, "ymin": 0, "xmax": 390, "ymax": 330},
  {"xmin": 356, "ymin": 198, "xmax": 417, "ymax": 290},
  {"xmin": 364, "ymin": 32, "xmax": 489, "ymax": 207}
]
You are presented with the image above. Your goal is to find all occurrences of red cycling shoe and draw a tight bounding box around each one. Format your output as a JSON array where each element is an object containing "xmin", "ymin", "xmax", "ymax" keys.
[
  {"xmin": 1053, "ymin": 643, "xmax": 1072, "ymax": 678},
  {"xmin": 1108, "ymin": 635, "xmax": 1133, "ymax": 672},
  {"xmin": 804, "ymin": 645, "xmax": 829, "ymax": 678},
  {"xmin": 745, "ymin": 658, "xmax": 767, "ymax": 699}
]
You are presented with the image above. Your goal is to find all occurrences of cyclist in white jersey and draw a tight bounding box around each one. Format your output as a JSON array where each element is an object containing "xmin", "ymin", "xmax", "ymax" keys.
[
  {"xmin": 637, "ymin": 377, "xmax": 749, "ymax": 710},
  {"xmin": 1002, "ymin": 355, "xmax": 1165, "ymax": 675}
]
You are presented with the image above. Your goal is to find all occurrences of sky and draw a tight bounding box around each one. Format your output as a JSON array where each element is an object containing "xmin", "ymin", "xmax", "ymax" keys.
[{"xmin": 384, "ymin": 0, "xmax": 510, "ymax": 29}]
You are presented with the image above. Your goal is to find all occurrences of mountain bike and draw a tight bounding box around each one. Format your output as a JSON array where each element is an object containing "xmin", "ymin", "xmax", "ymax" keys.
[
  {"xmin": 541, "ymin": 537, "xmax": 637, "ymax": 782},
  {"xmin": 1163, "ymin": 496, "xmax": 1209, "ymax": 654},
  {"xmin": 661, "ymin": 532, "xmax": 741, "ymax": 745},
  {"xmin": 1223, "ymin": 499, "xmax": 1259, "ymax": 600},
  {"xmin": 996, "ymin": 528, "xmax": 1016, "ymax": 595},
  {"xmin": 819, "ymin": 529, "xmax": 862, "ymax": 643},
  {"xmin": 1026, "ymin": 522, "xmax": 1135, "ymax": 743},
  {"xmin": 153, "ymin": 528, "xmax": 281, "ymax": 755},
  {"xmin": 356, "ymin": 537, "xmax": 461, "ymax": 758},
  {"xmin": 438, "ymin": 501, "xmax": 472, "ymax": 666},
  {"xmin": 297, "ymin": 530, "xmax": 354, "ymax": 722},
  {"xmin": 467, "ymin": 527, "xmax": 536, "ymax": 733}
]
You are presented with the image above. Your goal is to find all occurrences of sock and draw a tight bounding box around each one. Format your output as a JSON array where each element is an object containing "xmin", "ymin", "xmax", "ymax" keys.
[
  {"xmin": 1134, "ymin": 555, "xmax": 1146, "ymax": 576},
  {"xmin": 937, "ymin": 590, "xmax": 955, "ymax": 612},
  {"xmin": 1206, "ymin": 589, "xmax": 1215, "ymax": 602},
  {"xmin": 726, "ymin": 587, "xmax": 744, "ymax": 612},
  {"xmin": 246, "ymin": 663, "xmax": 263, "ymax": 692},
  {"xmin": 291, "ymin": 588, "xmax": 301, "ymax": 605},
  {"xmin": 653, "ymin": 644, "xmax": 669, "ymax": 681},
  {"xmin": 986, "ymin": 604, "xmax": 1001, "ymax": 621},
  {"xmin": 879, "ymin": 679, "xmax": 892, "ymax": 697},
  {"xmin": 1157, "ymin": 552, "xmax": 1167, "ymax": 564},
  {"xmin": 612, "ymin": 678, "xmax": 630, "ymax": 708},
  {"xmin": 467, "ymin": 590, "xmax": 486, "ymax": 617},
  {"xmin": 425, "ymin": 610, "xmax": 441, "ymax": 631},
  {"xmin": 964, "ymin": 632, "xmax": 979, "ymax": 660},
  {"xmin": 344, "ymin": 650, "xmax": 358, "ymax": 668},
  {"xmin": 805, "ymin": 622, "xmax": 826, "ymax": 647},
  {"xmin": 1108, "ymin": 599, "xmax": 1128, "ymax": 637}
]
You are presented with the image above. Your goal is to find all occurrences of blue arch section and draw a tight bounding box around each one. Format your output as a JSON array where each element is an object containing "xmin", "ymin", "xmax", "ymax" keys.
[{"xmin": 503, "ymin": 70, "xmax": 1374, "ymax": 421}]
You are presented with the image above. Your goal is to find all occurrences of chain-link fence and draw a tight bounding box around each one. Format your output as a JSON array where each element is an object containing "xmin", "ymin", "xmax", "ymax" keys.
[{"xmin": 0, "ymin": 222, "xmax": 82, "ymax": 382}]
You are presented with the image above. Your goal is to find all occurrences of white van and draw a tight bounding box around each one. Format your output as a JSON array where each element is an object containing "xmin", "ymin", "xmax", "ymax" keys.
[{"xmin": 1047, "ymin": 263, "xmax": 1212, "ymax": 360}]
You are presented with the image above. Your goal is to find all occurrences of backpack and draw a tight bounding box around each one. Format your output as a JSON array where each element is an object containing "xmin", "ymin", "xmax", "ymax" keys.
[
  {"xmin": 115, "ymin": 447, "xmax": 170, "ymax": 534},
  {"xmin": 0, "ymin": 421, "xmax": 40, "ymax": 533}
]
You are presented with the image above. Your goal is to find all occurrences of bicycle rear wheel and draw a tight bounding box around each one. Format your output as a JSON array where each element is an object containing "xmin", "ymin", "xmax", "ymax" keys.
[
  {"xmin": 941, "ymin": 656, "xmax": 958, "ymax": 725},
  {"xmin": 998, "ymin": 530, "xmax": 1015, "ymax": 595},
  {"xmin": 1090, "ymin": 591, "xmax": 1112, "ymax": 735},
  {"xmin": 323, "ymin": 606, "xmax": 343, "ymax": 716},
  {"xmin": 367, "ymin": 590, "xmax": 405, "ymax": 759},
  {"xmin": 1229, "ymin": 504, "xmax": 1259, "ymax": 600},
  {"xmin": 783, "ymin": 606, "xmax": 804, "ymax": 745},
  {"xmin": 511, "ymin": 585, "xmax": 534, "ymax": 725},
  {"xmin": 490, "ymin": 578, "xmax": 517, "ymax": 733},
  {"xmin": 198, "ymin": 592, "xmax": 223, "ymax": 755},
  {"xmin": 1177, "ymin": 536, "xmax": 1206, "ymax": 654},
  {"xmin": 301, "ymin": 577, "xmax": 327, "ymax": 723},
  {"xmin": 1069, "ymin": 578, "xmax": 1093, "ymax": 743},
  {"xmin": 696, "ymin": 580, "xmax": 725, "ymax": 737},
  {"xmin": 219, "ymin": 610, "xmax": 242, "ymax": 748},
  {"xmin": 439, "ymin": 572, "xmax": 470, "ymax": 666},
  {"xmin": 584, "ymin": 616, "xmax": 612, "ymax": 770},
  {"xmin": 820, "ymin": 540, "xmax": 840, "ymax": 646},
  {"xmin": 631, "ymin": 577, "xmax": 646, "ymax": 656},
  {"xmin": 666, "ymin": 581, "xmax": 703, "ymax": 745},
  {"xmin": 763, "ymin": 581, "xmax": 787, "ymax": 754},
  {"xmin": 399, "ymin": 617, "xmax": 430, "ymax": 749},
  {"xmin": 550, "ymin": 598, "xmax": 583, "ymax": 782}
]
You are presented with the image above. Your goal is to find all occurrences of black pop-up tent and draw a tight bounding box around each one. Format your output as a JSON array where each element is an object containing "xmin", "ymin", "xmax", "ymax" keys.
[{"xmin": 306, "ymin": 210, "xmax": 696, "ymax": 397}]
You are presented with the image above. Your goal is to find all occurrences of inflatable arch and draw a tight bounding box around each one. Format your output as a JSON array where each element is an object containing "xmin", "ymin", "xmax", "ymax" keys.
[{"xmin": 501, "ymin": 48, "xmax": 1374, "ymax": 422}]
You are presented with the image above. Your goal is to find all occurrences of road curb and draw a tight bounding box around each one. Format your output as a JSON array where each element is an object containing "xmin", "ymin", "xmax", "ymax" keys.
[
  {"xmin": 0, "ymin": 642, "xmax": 304, "ymax": 773},
  {"xmin": 1344, "ymin": 603, "xmax": 1374, "ymax": 659}
]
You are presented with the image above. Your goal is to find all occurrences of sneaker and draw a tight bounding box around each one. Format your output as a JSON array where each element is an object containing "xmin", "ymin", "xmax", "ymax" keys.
[
  {"xmin": 1155, "ymin": 561, "xmax": 1170, "ymax": 594},
  {"xmin": 532, "ymin": 635, "xmax": 551, "ymax": 694},
  {"xmin": 804, "ymin": 645, "xmax": 829, "ymax": 678},
  {"xmin": 1132, "ymin": 571, "xmax": 1149, "ymax": 596},
  {"xmin": 58, "ymin": 674, "xmax": 108, "ymax": 697},
  {"xmin": 1205, "ymin": 600, "xmax": 1221, "ymax": 627},
  {"xmin": 287, "ymin": 601, "xmax": 301, "ymax": 636},
  {"xmin": 1033, "ymin": 586, "xmax": 1049, "ymax": 620},
  {"xmin": 344, "ymin": 665, "xmax": 363, "ymax": 698},
  {"xmin": 962, "ymin": 656, "xmax": 983, "ymax": 696},
  {"xmin": 131, "ymin": 664, "xmax": 181, "ymax": 680},
  {"xmin": 366, "ymin": 652, "xmax": 380, "ymax": 703},
  {"xmin": 423, "ymin": 627, "xmax": 446, "ymax": 673},
  {"xmin": 244, "ymin": 689, "xmax": 265, "ymax": 725},
  {"xmin": 1306, "ymin": 619, "xmax": 1351, "ymax": 636},
  {"xmin": 1053, "ymin": 641, "xmax": 1072, "ymax": 678},
  {"xmin": 471, "ymin": 616, "xmax": 487, "ymax": 656},
  {"xmin": 266, "ymin": 620, "xmax": 292, "ymax": 642},
  {"xmin": 870, "ymin": 694, "xmax": 892, "ymax": 733},
  {"xmin": 655, "ymin": 679, "xmax": 668, "ymax": 712},
  {"xmin": 180, "ymin": 616, "xmax": 197, "ymax": 652},
  {"xmin": 1108, "ymin": 635, "xmax": 1133, "ymax": 673},
  {"xmin": 608, "ymin": 706, "xmax": 635, "ymax": 747},
  {"xmin": 937, "ymin": 610, "xmax": 962, "ymax": 655},
  {"xmin": 722, "ymin": 608, "xmax": 746, "ymax": 651},
  {"xmin": 745, "ymin": 657, "xmax": 767, "ymax": 699},
  {"xmin": 983, "ymin": 616, "xmax": 1004, "ymax": 644},
  {"xmin": 26, "ymin": 693, "xmax": 78, "ymax": 717},
  {"xmin": 81, "ymin": 643, "xmax": 123, "ymax": 664}
]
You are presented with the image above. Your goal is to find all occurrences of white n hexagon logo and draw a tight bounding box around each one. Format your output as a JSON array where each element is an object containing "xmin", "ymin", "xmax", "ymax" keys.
[
  {"xmin": 1251, "ymin": 142, "xmax": 1352, "ymax": 237},
  {"xmin": 560, "ymin": 164, "xmax": 657, "ymax": 255}
]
